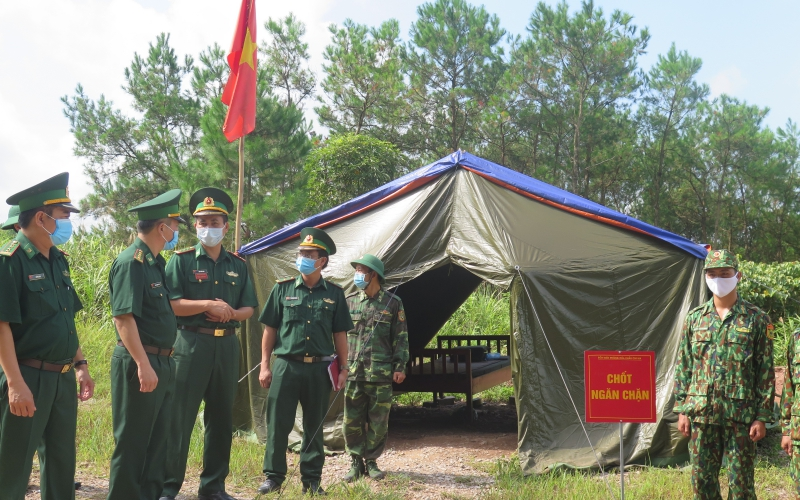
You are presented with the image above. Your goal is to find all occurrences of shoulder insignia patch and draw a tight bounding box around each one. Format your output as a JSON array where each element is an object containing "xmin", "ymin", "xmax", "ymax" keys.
[
  {"xmin": 346, "ymin": 291, "xmax": 359, "ymax": 299},
  {"xmin": 133, "ymin": 249, "xmax": 144, "ymax": 263},
  {"xmin": 398, "ymin": 310, "xmax": 406, "ymax": 322},
  {"xmin": 59, "ymin": 249, "xmax": 70, "ymax": 256},
  {"xmin": 767, "ymin": 323, "xmax": 775, "ymax": 340},
  {"xmin": 0, "ymin": 240, "xmax": 20, "ymax": 257},
  {"xmin": 277, "ymin": 276, "xmax": 294, "ymax": 283},
  {"xmin": 231, "ymin": 252, "xmax": 246, "ymax": 262},
  {"xmin": 175, "ymin": 247, "xmax": 194, "ymax": 255}
]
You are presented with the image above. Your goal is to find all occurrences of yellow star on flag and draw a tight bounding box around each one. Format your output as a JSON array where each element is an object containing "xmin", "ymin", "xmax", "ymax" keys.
[{"xmin": 239, "ymin": 28, "xmax": 257, "ymax": 70}]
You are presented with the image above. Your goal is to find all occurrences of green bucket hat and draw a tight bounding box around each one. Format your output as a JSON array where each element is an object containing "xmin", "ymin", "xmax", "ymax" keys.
[
  {"xmin": 704, "ymin": 249, "xmax": 738, "ymax": 270},
  {"xmin": 351, "ymin": 254, "xmax": 385, "ymax": 283},
  {"xmin": 128, "ymin": 189, "xmax": 185, "ymax": 223},
  {"xmin": 298, "ymin": 227, "xmax": 336, "ymax": 255},
  {"xmin": 2, "ymin": 205, "xmax": 20, "ymax": 231}
]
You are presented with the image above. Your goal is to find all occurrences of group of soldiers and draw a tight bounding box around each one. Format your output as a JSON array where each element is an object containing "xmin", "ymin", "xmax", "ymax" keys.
[
  {"xmin": 0, "ymin": 172, "xmax": 408, "ymax": 499},
  {"xmin": 5, "ymin": 170, "xmax": 800, "ymax": 500}
]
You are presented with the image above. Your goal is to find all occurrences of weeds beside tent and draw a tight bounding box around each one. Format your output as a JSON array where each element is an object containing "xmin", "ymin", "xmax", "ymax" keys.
[{"xmin": 234, "ymin": 151, "xmax": 706, "ymax": 473}]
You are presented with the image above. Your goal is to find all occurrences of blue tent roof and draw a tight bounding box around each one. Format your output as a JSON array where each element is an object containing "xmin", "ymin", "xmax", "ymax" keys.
[{"xmin": 239, "ymin": 151, "xmax": 707, "ymax": 260}]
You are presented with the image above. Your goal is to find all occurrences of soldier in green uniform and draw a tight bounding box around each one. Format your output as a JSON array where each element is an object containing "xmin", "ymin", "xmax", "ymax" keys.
[
  {"xmin": 342, "ymin": 254, "xmax": 408, "ymax": 482},
  {"xmin": 2, "ymin": 205, "xmax": 20, "ymax": 232},
  {"xmin": 673, "ymin": 249, "xmax": 774, "ymax": 500},
  {"xmin": 0, "ymin": 173, "xmax": 95, "ymax": 500},
  {"xmin": 160, "ymin": 188, "xmax": 258, "ymax": 500},
  {"xmin": 781, "ymin": 328, "xmax": 800, "ymax": 497},
  {"xmin": 256, "ymin": 227, "xmax": 353, "ymax": 496},
  {"xmin": 107, "ymin": 189, "xmax": 184, "ymax": 500}
]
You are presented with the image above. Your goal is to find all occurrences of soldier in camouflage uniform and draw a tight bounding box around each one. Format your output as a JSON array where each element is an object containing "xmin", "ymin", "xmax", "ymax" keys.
[
  {"xmin": 781, "ymin": 328, "xmax": 800, "ymax": 497},
  {"xmin": 343, "ymin": 254, "xmax": 409, "ymax": 482},
  {"xmin": 673, "ymin": 249, "xmax": 774, "ymax": 500}
]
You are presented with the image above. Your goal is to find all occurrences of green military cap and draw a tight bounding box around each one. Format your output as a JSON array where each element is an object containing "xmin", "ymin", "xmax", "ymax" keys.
[
  {"xmin": 6, "ymin": 172, "xmax": 80, "ymax": 214},
  {"xmin": 128, "ymin": 189, "xmax": 185, "ymax": 222},
  {"xmin": 2, "ymin": 205, "xmax": 19, "ymax": 231},
  {"xmin": 704, "ymin": 249, "xmax": 738, "ymax": 270},
  {"xmin": 298, "ymin": 227, "xmax": 336, "ymax": 255},
  {"xmin": 190, "ymin": 187, "xmax": 233, "ymax": 216},
  {"xmin": 351, "ymin": 254, "xmax": 385, "ymax": 282}
]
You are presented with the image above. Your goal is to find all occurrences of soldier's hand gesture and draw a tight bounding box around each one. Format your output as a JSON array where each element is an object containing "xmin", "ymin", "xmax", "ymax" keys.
[
  {"xmin": 782, "ymin": 435, "xmax": 793, "ymax": 456},
  {"xmin": 259, "ymin": 365, "xmax": 272, "ymax": 389},
  {"xmin": 137, "ymin": 362, "xmax": 159, "ymax": 393},
  {"xmin": 8, "ymin": 381, "xmax": 36, "ymax": 417}
]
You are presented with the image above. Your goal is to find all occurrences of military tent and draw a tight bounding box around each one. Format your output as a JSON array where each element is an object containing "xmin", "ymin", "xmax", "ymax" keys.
[{"xmin": 233, "ymin": 151, "xmax": 706, "ymax": 473}]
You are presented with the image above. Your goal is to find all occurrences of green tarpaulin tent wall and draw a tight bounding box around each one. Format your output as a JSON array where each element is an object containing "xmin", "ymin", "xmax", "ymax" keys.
[{"xmin": 234, "ymin": 151, "xmax": 706, "ymax": 473}]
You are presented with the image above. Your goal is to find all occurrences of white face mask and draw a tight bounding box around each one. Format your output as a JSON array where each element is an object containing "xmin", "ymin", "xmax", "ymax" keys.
[
  {"xmin": 197, "ymin": 227, "xmax": 225, "ymax": 247},
  {"xmin": 705, "ymin": 275, "xmax": 738, "ymax": 297}
]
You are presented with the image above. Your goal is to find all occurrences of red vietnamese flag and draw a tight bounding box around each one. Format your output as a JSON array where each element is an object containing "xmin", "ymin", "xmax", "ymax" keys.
[{"xmin": 221, "ymin": 0, "xmax": 257, "ymax": 142}]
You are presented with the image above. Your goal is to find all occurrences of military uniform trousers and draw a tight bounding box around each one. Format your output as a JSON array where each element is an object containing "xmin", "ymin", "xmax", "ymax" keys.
[
  {"xmin": 264, "ymin": 357, "xmax": 331, "ymax": 485},
  {"xmin": 162, "ymin": 330, "xmax": 240, "ymax": 497},
  {"xmin": 791, "ymin": 442, "xmax": 800, "ymax": 499},
  {"xmin": 343, "ymin": 381, "xmax": 392, "ymax": 459},
  {"xmin": 108, "ymin": 345, "xmax": 175, "ymax": 500},
  {"xmin": 689, "ymin": 422, "xmax": 756, "ymax": 500},
  {"xmin": 0, "ymin": 364, "xmax": 77, "ymax": 500}
]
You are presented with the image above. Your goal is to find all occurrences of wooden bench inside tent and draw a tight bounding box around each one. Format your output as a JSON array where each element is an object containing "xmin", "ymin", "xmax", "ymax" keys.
[{"xmin": 392, "ymin": 335, "xmax": 512, "ymax": 421}]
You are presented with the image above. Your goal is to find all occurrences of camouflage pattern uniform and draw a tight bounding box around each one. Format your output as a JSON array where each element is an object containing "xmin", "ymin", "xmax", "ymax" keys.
[
  {"xmin": 343, "ymin": 288, "xmax": 409, "ymax": 460},
  {"xmin": 781, "ymin": 328, "xmax": 800, "ymax": 497},
  {"xmin": 673, "ymin": 250, "xmax": 774, "ymax": 500}
]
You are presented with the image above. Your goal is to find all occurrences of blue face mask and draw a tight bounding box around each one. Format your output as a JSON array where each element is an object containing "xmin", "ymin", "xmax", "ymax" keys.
[
  {"xmin": 296, "ymin": 255, "xmax": 319, "ymax": 275},
  {"xmin": 162, "ymin": 224, "xmax": 179, "ymax": 250},
  {"xmin": 354, "ymin": 272, "xmax": 370, "ymax": 289},
  {"xmin": 43, "ymin": 214, "xmax": 73, "ymax": 246}
]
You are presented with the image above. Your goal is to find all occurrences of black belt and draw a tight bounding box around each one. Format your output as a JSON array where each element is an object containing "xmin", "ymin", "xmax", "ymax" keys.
[
  {"xmin": 117, "ymin": 341, "xmax": 173, "ymax": 357},
  {"xmin": 18, "ymin": 359, "xmax": 73, "ymax": 374},
  {"xmin": 279, "ymin": 355, "xmax": 335, "ymax": 363},
  {"xmin": 178, "ymin": 325, "xmax": 236, "ymax": 337}
]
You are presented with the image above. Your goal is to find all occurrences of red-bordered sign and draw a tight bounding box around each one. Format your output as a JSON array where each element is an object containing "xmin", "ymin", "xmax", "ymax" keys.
[{"xmin": 584, "ymin": 351, "xmax": 657, "ymax": 423}]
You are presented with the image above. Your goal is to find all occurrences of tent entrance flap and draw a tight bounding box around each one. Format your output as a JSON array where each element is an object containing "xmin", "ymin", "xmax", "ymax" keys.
[{"xmin": 392, "ymin": 262, "xmax": 483, "ymax": 349}]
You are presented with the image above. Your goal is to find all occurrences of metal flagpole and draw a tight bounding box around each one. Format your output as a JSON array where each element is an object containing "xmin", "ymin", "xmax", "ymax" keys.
[
  {"xmin": 619, "ymin": 421, "xmax": 625, "ymax": 500},
  {"xmin": 234, "ymin": 136, "xmax": 245, "ymax": 249}
]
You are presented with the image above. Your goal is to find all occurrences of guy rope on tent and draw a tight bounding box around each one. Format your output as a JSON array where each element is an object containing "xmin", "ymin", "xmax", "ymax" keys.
[{"xmin": 515, "ymin": 265, "xmax": 617, "ymax": 500}]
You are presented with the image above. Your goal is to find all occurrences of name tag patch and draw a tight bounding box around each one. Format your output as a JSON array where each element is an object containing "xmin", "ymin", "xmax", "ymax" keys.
[
  {"xmin": 285, "ymin": 296, "xmax": 298, "ymax": 301},
  {"xmin": 193, "ymin": 270, "xmax": 209, "ymax": 280},
  {"xmin": 150, "ymin": 282, "xmax": 163, "ymax": 289},
  {"xmin": 28, "ymin": 273, "xmax": 45, "ymax": 281}
]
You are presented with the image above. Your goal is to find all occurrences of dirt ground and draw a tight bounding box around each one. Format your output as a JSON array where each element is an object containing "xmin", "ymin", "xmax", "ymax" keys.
[{"xmin": 24, "ymin": 402, "xmax": 518, "ymax": 500}]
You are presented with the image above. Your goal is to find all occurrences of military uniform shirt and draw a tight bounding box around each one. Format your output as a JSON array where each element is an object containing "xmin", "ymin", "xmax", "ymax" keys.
[
  {"xmin": 0, "ymin": 233, "xmax": 82, "ymax": 362},
  {"xmin": 673, "ymin": 297, "xmax": 774, "ymax": 425},
  {"xmin": 782, "ymin": 329, "xmax": 800, "ymax": 438},
  {"xmin": 109, "ymin": 237, "xmax": 177, "ymax": 349},
  {"xmin": 165, "ymin": 243, "xmax": 258, "ymax": 329},
  {"xmin": 346, "ymin": 288, "xmax": 409, "ymax": 383},
  {"xmin": 259, "ymin": 275, "xmax": 353, "ymax": 356}
]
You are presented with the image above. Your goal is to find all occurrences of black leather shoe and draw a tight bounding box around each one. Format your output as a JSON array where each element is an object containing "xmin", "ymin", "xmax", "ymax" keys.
[
  {"xmin": 302, "ymin": 482, "xmax": 326, "ymax": 496},
  {"xmin": 257, "ymin": 478, "xmax": 281, "ymax": 494},
  {"xmin": 198, "ymin": 492, "xmax": 237, "ymax": 500}
]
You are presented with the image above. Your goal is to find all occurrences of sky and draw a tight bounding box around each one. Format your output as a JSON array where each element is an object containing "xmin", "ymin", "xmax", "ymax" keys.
[{"xmin": 1, "ymin": 0, "xmax": 798, "ymax": 220}]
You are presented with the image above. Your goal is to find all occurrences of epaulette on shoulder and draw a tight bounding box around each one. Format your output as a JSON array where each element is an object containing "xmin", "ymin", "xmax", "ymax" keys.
[
  {"xmin": 0, "ymin": 240, "xmax": 20, "ymax": 257},
  {"xmin": 174, "ymin": 247, "xmax": 194, "ymax": 255},
  {"xmin": 326, "ymin": 279, "xmax": 343, "ymax": 289},
  {"xmin": 276, "ymin": 276, "xmax": 294, "ymax": 283},
  {"xmin": 59, "ymin": 248, "xmax": 70, "ymax": 256},
  {"xmin": 687, "ymin": 304, "xmax": 706, "ymax": 315},
  {"xmin": 346, "ymin": 290, "xmax": 359, "ymax": 298},
  {"xmin": 231, "ymin": 252, "xmax": 246, "ymax": 262},
  {"xmin": 133, "ymin": 248, "xmax": 145, "ymax": 263}
]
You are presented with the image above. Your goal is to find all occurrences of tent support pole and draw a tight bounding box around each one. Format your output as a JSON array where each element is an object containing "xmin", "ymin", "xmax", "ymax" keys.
[{"xmin": 619, "ymin": 421, "xmax": 625, "ymax": 500}]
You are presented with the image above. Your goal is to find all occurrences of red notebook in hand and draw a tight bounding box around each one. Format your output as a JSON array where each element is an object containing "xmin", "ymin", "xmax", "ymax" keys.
[{"xmin": 328, "ymin": 355, "xmax": 343, "ymax": 391}]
